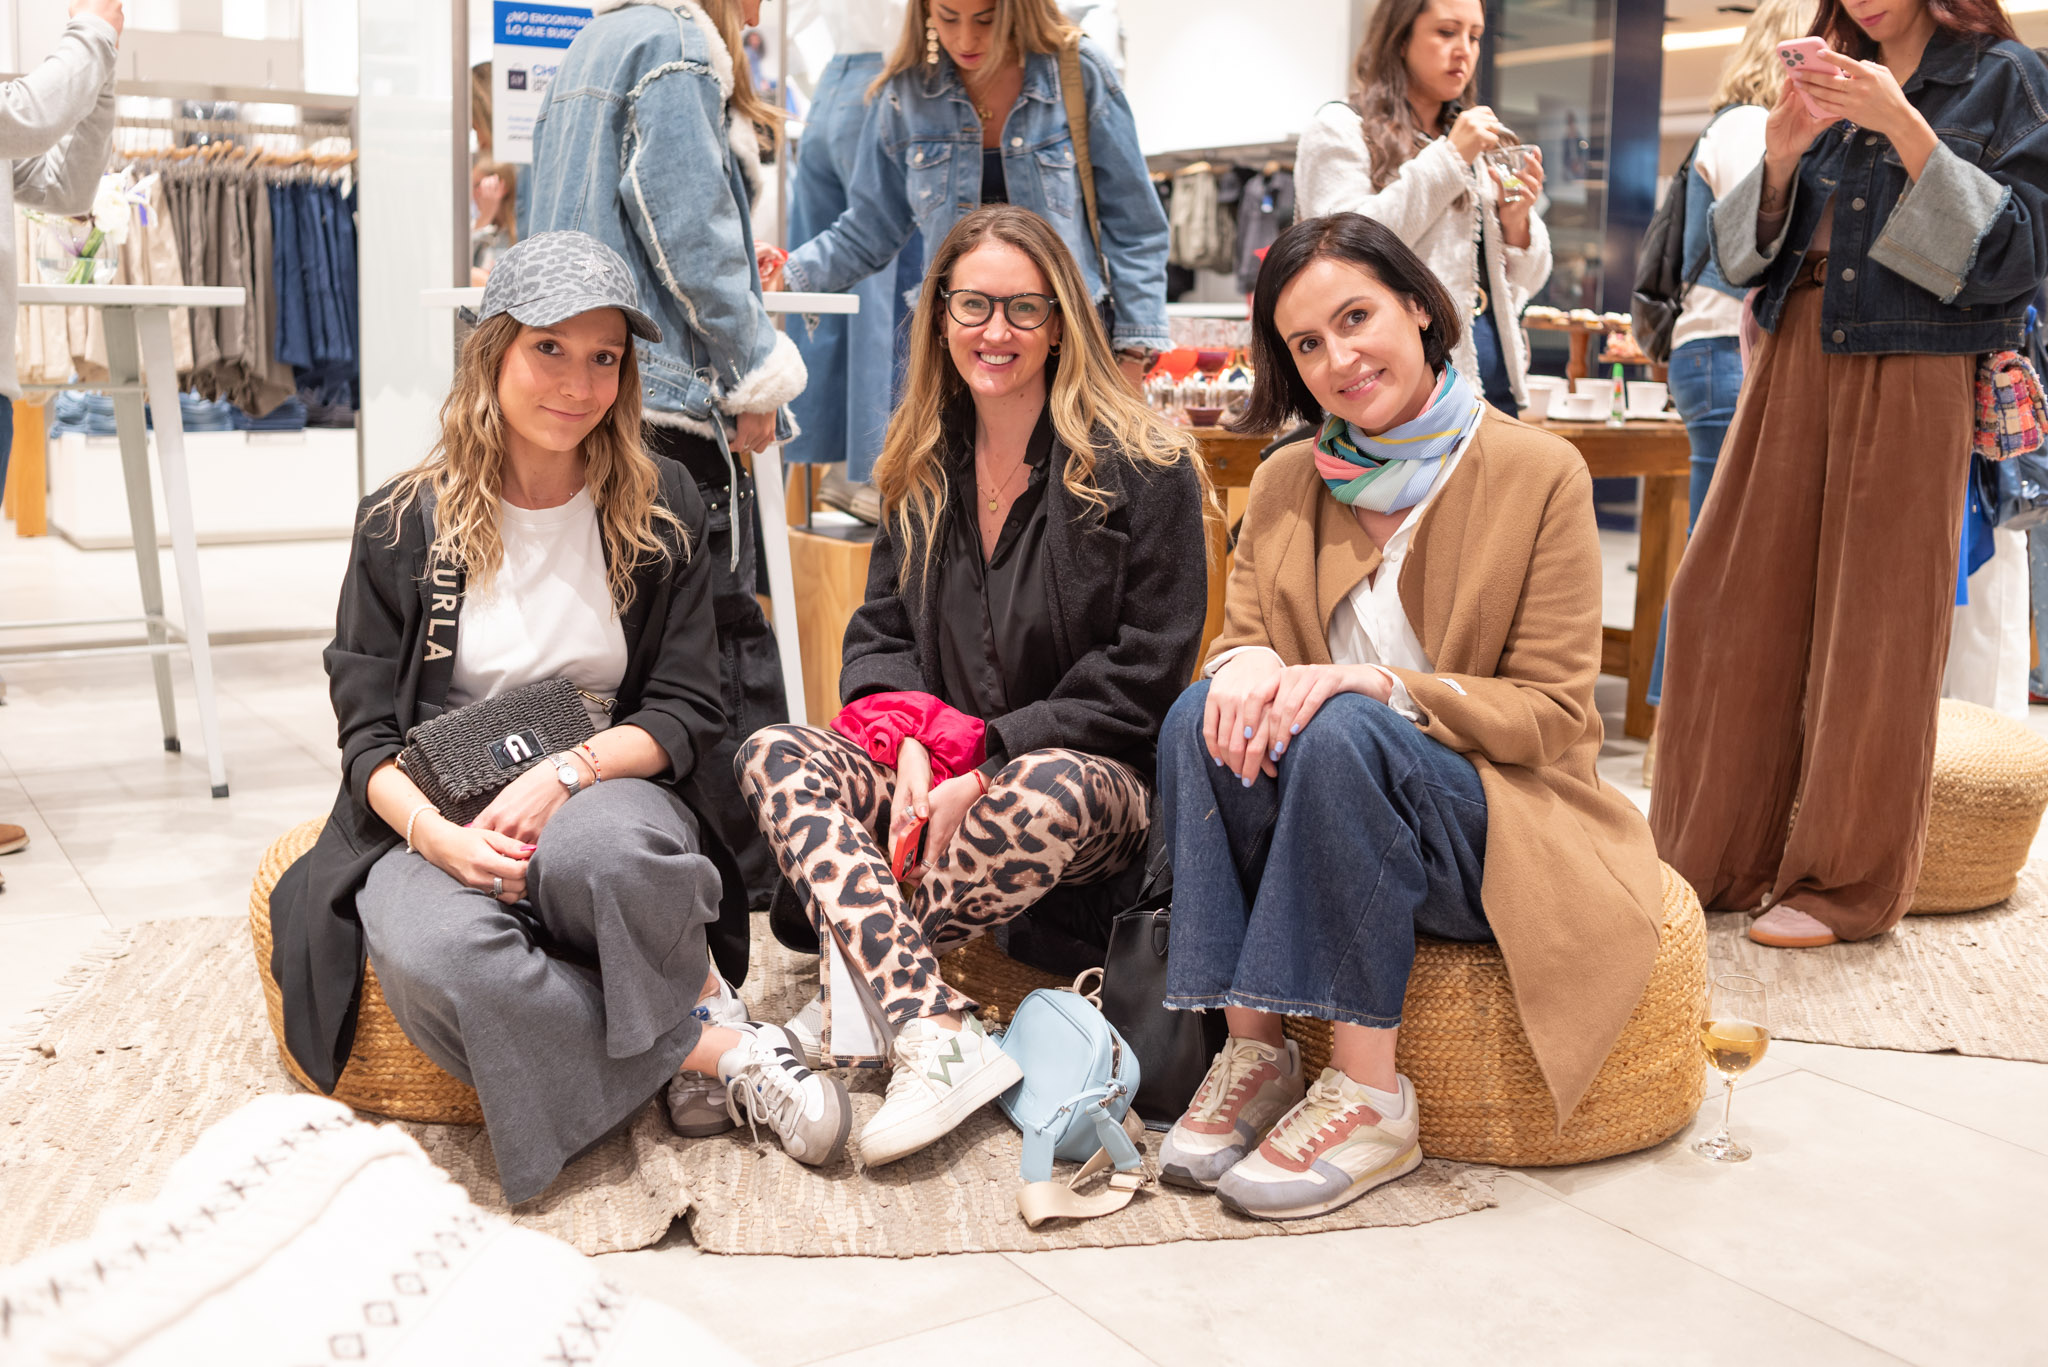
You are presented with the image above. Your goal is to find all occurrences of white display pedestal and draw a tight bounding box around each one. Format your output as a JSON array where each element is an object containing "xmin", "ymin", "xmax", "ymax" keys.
[
  {"xmin": 419, "ymin": 287, "xmax": 861, "ymax": 729},
  {"xmin": 4, "ymin": 284, "xmax": 246, "ymax": 797},
  {"xmin": 47, "ymin": 428, "xmax": 360, "ymax": 549}
]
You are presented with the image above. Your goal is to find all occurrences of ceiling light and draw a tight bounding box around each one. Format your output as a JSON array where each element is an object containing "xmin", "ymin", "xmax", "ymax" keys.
[{"xmin": 1663, "ymin": 25, "xmax": 1746, "ymax": 51}]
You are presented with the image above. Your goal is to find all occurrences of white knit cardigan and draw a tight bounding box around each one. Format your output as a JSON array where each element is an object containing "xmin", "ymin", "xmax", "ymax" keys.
[{"xmin": 1295, "ymin": 100, "xmax": 1553, "ymax": 409}]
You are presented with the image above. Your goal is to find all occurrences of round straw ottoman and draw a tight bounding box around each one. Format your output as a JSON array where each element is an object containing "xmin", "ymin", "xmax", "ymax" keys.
[
  {"xmin": 946, "ymin": 863, "xmax": 1709, "ymax": 1167},
  {"xmin": 1909, "ymin": 699, "xmax": 2048, "ymax": 914},
  {"xmin": 248, "ymin": 818, "xmax": 484, "ymax": 1125}
]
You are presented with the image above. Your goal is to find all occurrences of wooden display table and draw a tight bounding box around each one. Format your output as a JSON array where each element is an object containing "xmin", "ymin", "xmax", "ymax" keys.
[{"xmin": 1192, "ymin": 418, "xmax": 1689, "ymax": 741}]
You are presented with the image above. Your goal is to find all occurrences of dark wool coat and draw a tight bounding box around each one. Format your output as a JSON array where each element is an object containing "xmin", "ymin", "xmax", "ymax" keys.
[
  {"xmin": 838, "ymin": 420, "xmax": 1211, "ymax": 778},
  {"xmin": 270, "ymin": 459, "xmax": 749, "ymax": 1092}
]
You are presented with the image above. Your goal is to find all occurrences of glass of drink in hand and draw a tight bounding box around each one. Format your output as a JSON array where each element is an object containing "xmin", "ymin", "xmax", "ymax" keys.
[{"xmin": 1694, "ymin": 974, "xmax": 1770, "ymax": 1163}]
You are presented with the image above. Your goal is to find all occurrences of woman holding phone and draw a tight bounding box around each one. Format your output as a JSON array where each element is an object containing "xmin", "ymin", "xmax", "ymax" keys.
[
  {"xmin": 739, "ymin": 206, "xmax": 1211, "ymax": 1168},
  {"xmin": 1652, "ymin": 0, "xmax": 2048, "ymax": 947},
  {"xmin": 1295, "ymin": 0, "xmax": 1551, "ymax": 414}
]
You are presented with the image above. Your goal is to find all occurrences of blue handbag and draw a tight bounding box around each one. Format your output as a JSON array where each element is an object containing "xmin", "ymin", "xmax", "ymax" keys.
[{"xmin": 994, "ymin": 984, "xmax": 1148, "ymax": 1227}]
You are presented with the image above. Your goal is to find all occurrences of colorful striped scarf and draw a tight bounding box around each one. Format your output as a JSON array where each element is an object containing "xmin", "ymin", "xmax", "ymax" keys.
[{"xmin": 1313, "ymin": 366, "xmax": 1485, "ymax": 512}]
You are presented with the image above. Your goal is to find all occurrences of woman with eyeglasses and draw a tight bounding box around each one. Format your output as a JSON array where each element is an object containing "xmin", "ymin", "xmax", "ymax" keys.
[{"xmin": 739, "ymin": 205, "xmax": 1214, "ymax": 1167}]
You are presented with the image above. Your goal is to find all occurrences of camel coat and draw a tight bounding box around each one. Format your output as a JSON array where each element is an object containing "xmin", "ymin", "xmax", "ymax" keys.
[{"xmin": 1210, "ymin": 408, "xmax": 1664, "ymax": 1125}]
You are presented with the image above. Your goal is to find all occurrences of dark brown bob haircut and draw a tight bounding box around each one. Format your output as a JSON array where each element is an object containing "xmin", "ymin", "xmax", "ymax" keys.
[{"xmin": 1233, "ymin": 212, "xmax": 1464, "ymax": 435}]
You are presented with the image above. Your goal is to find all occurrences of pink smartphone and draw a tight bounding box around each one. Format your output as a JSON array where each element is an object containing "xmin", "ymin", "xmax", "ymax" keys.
[{"xmin": 1777, "ymin": 38, "xmax": 1840, "ymax": 119}]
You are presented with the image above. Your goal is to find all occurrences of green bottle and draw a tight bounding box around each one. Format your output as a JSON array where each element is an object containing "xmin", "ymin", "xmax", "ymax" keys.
[{"xmin": 1608, "ymin": 361, "xmax": 1626, "ymax": 427}]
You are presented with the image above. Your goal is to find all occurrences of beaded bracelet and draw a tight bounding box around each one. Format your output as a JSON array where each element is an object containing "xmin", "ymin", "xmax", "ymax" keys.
[
  {"xmin": 577, "ymin": 741, "xmax": 603, "ymax": 784},
  {"xmin": 404, "ymin": 802, "xmax": 436, "ymax": 853}
]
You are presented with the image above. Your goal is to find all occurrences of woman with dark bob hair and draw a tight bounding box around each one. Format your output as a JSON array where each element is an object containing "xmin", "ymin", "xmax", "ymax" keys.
[{"xmin": 1154, "ymin": 212, "xmax": 1663, "ymax": 1221}]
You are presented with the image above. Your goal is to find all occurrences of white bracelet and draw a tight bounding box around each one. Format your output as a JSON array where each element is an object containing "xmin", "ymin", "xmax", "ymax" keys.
[{"xmin": 404, "ymin": 802, "xmax": 437, "ymax": 853}]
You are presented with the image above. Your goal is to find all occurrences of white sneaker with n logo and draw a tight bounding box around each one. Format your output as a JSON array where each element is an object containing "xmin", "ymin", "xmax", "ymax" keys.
[{"xmin": 859, "ymin": 1013, "xmax": 1023, "ymax": 1167}]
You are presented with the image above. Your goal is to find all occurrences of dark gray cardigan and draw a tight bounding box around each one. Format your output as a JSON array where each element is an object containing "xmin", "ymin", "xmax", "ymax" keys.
[
  {"xmin": 839, "ymin": 420, "xmax": 1209, "ymax": 777},
  {"xmin": 269, "ymin": 460, "xmax": 749, "ymax": 1093}
]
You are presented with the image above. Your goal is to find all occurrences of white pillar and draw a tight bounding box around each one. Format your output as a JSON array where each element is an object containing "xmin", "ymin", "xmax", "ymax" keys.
[{"xmin": 358, "ymin": 0, "xmax": 458, "ymax": 489}]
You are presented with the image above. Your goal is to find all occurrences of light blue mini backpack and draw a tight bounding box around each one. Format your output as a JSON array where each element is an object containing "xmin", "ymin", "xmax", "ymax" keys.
[{"xmin": 994, "ymin": 982, "xmax": 1148, "ymax": 1226}]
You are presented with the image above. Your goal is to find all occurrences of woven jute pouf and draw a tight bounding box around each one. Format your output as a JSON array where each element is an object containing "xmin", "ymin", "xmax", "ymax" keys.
[
  {"xmin": 247, "ymin": 818, "xmax": 484, "ymax": 1125},
  {"xmin": 950, "ymin": 864, "xmax": 1708, "ymax": 1168},
  {"xmin": 1911, "ymin": 699, "xmax": 2048, "ymax": 914}
]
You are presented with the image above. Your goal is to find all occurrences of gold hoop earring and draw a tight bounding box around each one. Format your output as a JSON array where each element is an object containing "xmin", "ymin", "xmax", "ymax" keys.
[{"xmin": 926, "ymin": 21, "xmax": 940, "ymax": 64}]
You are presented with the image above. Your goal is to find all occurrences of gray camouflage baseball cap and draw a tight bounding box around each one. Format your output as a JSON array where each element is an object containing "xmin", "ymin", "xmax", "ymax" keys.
[{"xmin": 476, "ymin": 230, "xmax": 662, "ymax": 343}]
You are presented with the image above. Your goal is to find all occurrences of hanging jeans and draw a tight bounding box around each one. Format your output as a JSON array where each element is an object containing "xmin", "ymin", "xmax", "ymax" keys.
[
  {"xmin": 644, "ymin": 424, "xmax": 788, "ymax": 908},
  {"xmin": 786, "ymin": 53, "xmax": 903, "ymax": 485},
  {"xmin": 1159, "ymin": 684, "xmax": 1491, "ymax": 1027},
  {"xmin": 1649, "ymin": 263, "xmax": 1974, "ymax": 940},
  {"xmin": 1647, "ymin": 334, "xmax": 1745, "ymax": 707}
]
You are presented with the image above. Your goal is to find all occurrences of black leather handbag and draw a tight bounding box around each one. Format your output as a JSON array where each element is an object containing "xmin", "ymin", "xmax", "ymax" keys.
[{"xmin": 1079, "ymin": 855, "xmax": 1227, "ymax": 1130}]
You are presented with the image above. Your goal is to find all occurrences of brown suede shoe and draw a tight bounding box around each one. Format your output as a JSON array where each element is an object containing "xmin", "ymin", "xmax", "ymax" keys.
[{"xmin": 0, "ymin": 823, "xmax": 26, "ymax": 856}]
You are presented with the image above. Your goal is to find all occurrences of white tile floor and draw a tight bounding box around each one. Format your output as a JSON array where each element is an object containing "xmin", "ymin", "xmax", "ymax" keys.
[{"xmin": 3, "ymin": 521, "xmax": 2045, "ymax": 1366}]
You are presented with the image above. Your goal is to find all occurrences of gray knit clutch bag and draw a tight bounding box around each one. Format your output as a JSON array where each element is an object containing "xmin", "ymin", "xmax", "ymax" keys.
[{"xmin": 397, "ymin": 678, "xmax": 601, "ymax": 825}]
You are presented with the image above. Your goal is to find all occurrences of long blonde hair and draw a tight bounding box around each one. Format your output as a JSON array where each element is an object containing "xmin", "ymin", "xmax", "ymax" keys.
[
  {"xmin": 872, "ymin": 0, "xmax": 1077, "ymax": 98},
  {"xmin": 1714, "ymin": 0, "xmax": 1817, "ymax": 109},
  {"xmin": 701, "ymin": 0, "xmax": 781, "ymax": 155},
  {"xmin": 875, "ymin": 205, "xmax": 1217, "ymax": 592},
  {"xmin": 368, "ymin": 312, "xmax": 686, "ymax": 611}
]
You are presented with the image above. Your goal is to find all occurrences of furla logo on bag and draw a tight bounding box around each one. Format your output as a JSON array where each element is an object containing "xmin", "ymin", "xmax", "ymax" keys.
[{"xmin": 490, "ymin": 730, "xmax": 545, "ymax": 769}]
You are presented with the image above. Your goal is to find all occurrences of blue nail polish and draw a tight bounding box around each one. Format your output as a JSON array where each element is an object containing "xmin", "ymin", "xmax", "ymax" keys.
[
  {"xmin": 1241, "ymin": 775, "xmax": 1252, "ymax": 788},
  {"xmin": 1213, "ymin": 756, "xmax": 1222, "ymax": 767},
  {"xmin": 1291, "ymin": 724, "xmax": 1301, "ymax": 735},
  {"xmin": 1243, "ymin": 725, "xmax": 1254, "ymax": 739},
  {"xmin": 1269, "ymin": 748, "xmax": 1281, "ymax": 762}
]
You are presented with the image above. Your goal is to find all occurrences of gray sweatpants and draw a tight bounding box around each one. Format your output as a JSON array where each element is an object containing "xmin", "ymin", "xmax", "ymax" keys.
[{"xmin": 358, "ymin": 778, "xmax": 720, "ymax": 1203}]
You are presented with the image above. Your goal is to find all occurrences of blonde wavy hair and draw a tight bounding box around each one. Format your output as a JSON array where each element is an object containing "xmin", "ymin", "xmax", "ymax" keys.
[
  {"xmin": 368, "ymin": 312, "xmax": 686, "ymax": 612},
  {"xmin": 875, "ymin": 205, "xmax": 1218, "ymax": 592},
  {"xmin": 1714, "ymin": 0, "xmax": 1818, "ymax": 109},
  {"xmin": 872, "ymin": 0, "xmax": 1077, "ymax": 98},
  {"xmin": 703, "ymin": 0, "xmax": 781, "ymax": 155}
]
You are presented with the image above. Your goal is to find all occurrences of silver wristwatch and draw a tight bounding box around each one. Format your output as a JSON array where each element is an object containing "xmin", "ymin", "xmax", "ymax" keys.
[{"xmin": 548, "ymin": 751, "xmax": 583, "ymax": 795}]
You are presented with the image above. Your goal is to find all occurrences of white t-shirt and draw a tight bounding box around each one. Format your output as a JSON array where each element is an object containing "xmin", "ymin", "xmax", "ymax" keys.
[
  {"xmin": 1672, "ymin": 104, "xmax": 1770, "ymax": 354},
  {"xmin": 447, "ymin": 488, "xmax": 628, "ymax": 731}
]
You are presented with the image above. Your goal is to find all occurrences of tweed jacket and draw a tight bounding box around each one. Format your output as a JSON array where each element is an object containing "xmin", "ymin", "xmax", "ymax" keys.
[
  {"xmin": 840, "ymin": 415, "xmax": 1209, "ymax": 778},
  {"xmin": 1209, "ymin": 408, "xmax": 1664, "ymax": 1125}
]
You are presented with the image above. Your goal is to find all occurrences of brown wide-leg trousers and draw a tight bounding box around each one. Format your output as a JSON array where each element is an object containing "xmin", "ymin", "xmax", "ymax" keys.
[{"xmin": 1650, "ymin": 262, "xmax": 1974, "ymax": 940}]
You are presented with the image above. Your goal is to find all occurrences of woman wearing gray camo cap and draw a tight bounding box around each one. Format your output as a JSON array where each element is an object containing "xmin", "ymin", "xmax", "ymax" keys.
[{"xmin": 269, "ymin": 231, "xmax": 849, "ymax": 1204}]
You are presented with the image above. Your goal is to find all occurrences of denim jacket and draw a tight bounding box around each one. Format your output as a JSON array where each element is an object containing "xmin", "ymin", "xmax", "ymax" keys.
[
  {"xmin": 529, "ymin": 0, "xmax": 804, "ymax": 438},
  {"xmin": 1712, "ymin": 32, "xmax": 2048, "ymax": 354},
  {"xmin": 780, "ymin": 40, "xmax": 1171, "ymax": 353},
  {"xmin": 1683, "ymin": 105, "xmax": 1750, "ymax": 304}
]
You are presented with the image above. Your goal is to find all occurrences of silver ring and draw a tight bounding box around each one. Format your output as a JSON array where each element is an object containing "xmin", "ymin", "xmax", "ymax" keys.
[{"xmin": 492, "ymin": 876, "xmax": 503, "ymax": 898}]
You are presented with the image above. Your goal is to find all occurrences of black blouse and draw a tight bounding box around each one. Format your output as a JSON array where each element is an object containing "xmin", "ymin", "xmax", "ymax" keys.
[
  {"xmin": 981, "ymin": 147, "xmax": 1009, "ymax": 204},
  {"xmin": 936, "ymin": 402, "xmax": 1058, "ymax": 756}
]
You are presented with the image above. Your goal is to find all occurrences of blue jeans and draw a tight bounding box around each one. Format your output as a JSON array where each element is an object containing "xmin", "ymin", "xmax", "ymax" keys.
[
  {"xmin": 1648, "ymin": 334, "xmax": 1745, "ymax": 707},
  {"xmin": 1159, "ymin": 683, "xmax": 1491, "ymax": 1028},
  {"xmin": 1471, "ymin": 310, "xmax": 1518, "ymax": 414},
  {"xmin": 786, "ymin": 53, "xmax": 905, "ymax": 485}
]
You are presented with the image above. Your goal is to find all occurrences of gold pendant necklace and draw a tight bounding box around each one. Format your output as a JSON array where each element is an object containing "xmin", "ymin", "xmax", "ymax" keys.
[{"xmin": 978, "ymin": 451, "xmax": 1028, "ymax": 513}]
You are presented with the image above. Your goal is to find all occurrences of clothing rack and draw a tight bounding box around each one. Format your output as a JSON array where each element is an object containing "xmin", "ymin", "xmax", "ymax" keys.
[
  {"xmin": 1146, "ymin": 140, "xmax": 1300, "ymax": 175},
  {"xmin": 117, "ymin": 115, "xmax": 354, "ymax": 142}
]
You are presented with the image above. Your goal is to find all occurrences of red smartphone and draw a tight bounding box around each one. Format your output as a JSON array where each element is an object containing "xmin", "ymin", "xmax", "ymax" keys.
[
  {"xmin": 890, "ymin": 815, "xmax": 928, "ymax": 884},
  {"xmin": 1777, "ymin": 38, "xmax": 1842, "ymax": 119}
]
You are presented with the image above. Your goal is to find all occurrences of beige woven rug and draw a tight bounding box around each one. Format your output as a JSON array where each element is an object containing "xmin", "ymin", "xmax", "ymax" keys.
[
  {"xmin": 0, "ymin": 917, "xmax": 1495, "ymax": 1264},
  {"xmin": 1705, "ymin": 854, "xmax": 2048, "ymax": 1062}
]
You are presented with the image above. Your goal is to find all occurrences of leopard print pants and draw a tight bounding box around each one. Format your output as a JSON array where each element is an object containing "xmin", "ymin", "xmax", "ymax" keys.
[{"xmin": 737, "ymin": 724, "xmax": 1150, "ymax": 1041}]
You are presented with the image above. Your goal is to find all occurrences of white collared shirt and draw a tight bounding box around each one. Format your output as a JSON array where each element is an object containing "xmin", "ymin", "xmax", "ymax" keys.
[{"xmin": 1207, "ymin": 417, "xmax": 1482, "ymax": 723}]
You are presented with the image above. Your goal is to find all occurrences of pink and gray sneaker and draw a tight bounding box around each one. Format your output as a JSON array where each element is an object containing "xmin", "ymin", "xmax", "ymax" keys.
[{"xmin": 1159, "ymin": 1037, "xmax": 1305, "ymax": 1190}]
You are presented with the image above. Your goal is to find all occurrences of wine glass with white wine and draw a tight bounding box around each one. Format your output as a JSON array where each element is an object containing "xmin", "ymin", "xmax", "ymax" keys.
[{"xmin": 1694, "ymin": 974, "xmax": 1770, "ymax": 1162}]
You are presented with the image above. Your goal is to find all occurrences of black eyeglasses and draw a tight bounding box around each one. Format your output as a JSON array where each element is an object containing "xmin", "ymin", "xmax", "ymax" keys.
[{"xmin": 939, "ymin": 288, "xmax": 1060, "ymax": 331}]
